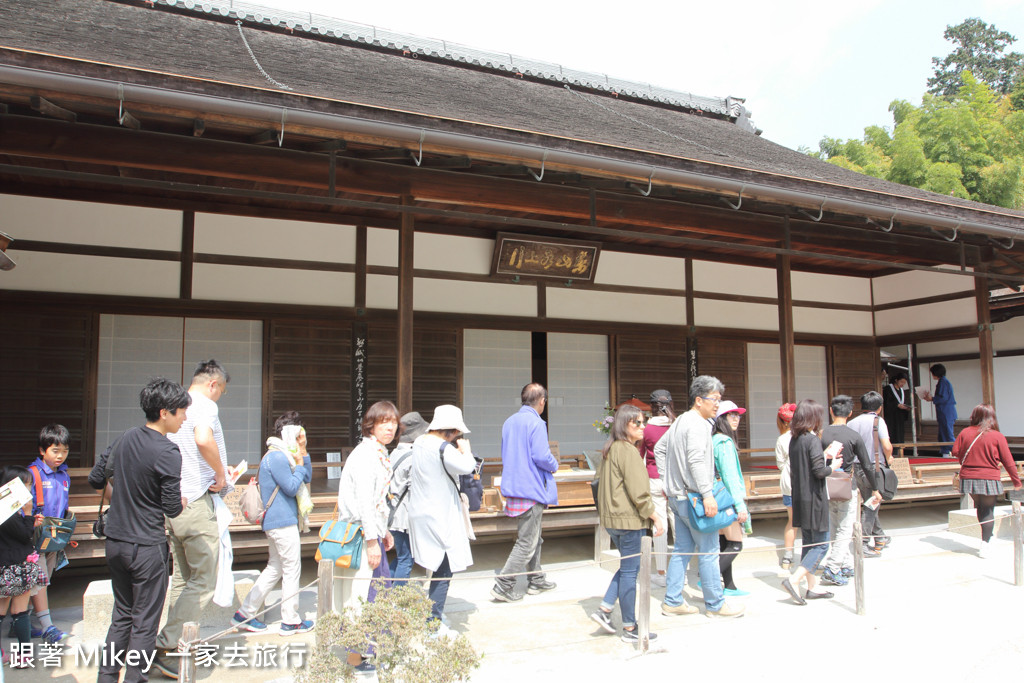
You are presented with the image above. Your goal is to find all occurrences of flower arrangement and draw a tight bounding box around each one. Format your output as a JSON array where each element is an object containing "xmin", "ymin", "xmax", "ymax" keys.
[{"xmin": 592, "ymin": 403, "xmax": 614, "ymax": 435}]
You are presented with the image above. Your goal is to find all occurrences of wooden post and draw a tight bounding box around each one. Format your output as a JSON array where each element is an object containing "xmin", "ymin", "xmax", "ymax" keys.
[
  {"xmin": 1013, "ymin": 501, "xmax": 1023, "ymax": 587},
  {"xmin": 594, "ymin": 525, "xmax": 611, "ymax": 563},
  {"xmin": 317, "ymin": 559, "xmax": 335, "ymax": 620},
  {"xmin": 637, "ymin": 536, "xmax": 652, "ymax": 653},
  {"xmin": 777, "ymin": 219, "xmax": 796, "ymax": 402},
  {"xmin": 975, "ymin": 274, "xmax": 995, "ymax": 407},
  {"xmin": 179, "ymin": 622, "xmax": 199, "ymax": 683},
  {"xmin": 397, "ymin": 195, "xmax": 414, "ymax": 414},
  {"xmin": 853, "ymin": 490, "xmax": 865, "ymax": 615}
]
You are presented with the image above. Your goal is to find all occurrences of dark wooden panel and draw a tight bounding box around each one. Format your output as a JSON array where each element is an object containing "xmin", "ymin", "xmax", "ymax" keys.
[
  {"xmin": 696, "ymin": 337, "xmax": 749, "ymax": 449},
  {"xmin": 368, "ymin": 323, "xmax": 459, "ymax": 425},
  {"xmin": 614, "ymin": 333, "xmax": 689, "ymax": 409},
  {"xmin": 0, "ymin": 306, "xmax": 95, "ymax": 468},
  {"xmin": 830, "ymin": 342, "xmax": 880, "ymax": 404},
  {"xmin": 265, "ymin": 318, "xmax": 351, "ymax": 455}
]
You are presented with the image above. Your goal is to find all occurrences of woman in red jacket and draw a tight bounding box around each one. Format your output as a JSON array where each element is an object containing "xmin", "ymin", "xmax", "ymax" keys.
[{"xmin": 953, "ymin": 404, "xmax": 1022, "ymax": 558}]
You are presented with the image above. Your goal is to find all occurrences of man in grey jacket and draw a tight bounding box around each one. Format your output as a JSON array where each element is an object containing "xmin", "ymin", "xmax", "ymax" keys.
[{"xmin": 655, "ymin": 375, "xmax": 745, "ymax": 619}]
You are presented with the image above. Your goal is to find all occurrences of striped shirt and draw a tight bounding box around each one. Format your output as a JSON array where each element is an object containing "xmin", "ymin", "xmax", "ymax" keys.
[{"xmin": 167, "ymin": 390, "xmax": 228, "ymax": 503}]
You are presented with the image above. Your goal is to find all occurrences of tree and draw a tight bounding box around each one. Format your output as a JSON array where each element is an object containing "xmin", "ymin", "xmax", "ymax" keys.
[{"xmin": 928, "ymin": 18, "xmax": 1024, "ymax": 96}]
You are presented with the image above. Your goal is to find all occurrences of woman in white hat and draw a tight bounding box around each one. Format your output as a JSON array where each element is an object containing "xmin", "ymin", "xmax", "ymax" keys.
[
  {"xmin": 407, "ymin": 405, "xmax": 478, "ymax": 632},
  {"xmin": 712, "ymin": 400, "xmax": 750, "ymax": 597}
]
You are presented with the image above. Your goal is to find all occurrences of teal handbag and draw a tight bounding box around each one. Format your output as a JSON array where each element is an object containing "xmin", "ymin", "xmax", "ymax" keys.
[{"xmin": 685, "ymin": 481, "xmax": 737, "ymax": 533}]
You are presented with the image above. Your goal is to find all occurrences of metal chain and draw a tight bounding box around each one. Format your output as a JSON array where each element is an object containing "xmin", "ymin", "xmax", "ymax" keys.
[{"xmin": 235, "ymin": 20, "xmax": 293, "ymax": 91}]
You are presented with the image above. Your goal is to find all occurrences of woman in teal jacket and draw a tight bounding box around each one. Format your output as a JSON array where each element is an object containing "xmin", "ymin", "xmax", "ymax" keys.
[{"xmin": 712, "ymin": 401, "xmax": 750, "ymax": 597}]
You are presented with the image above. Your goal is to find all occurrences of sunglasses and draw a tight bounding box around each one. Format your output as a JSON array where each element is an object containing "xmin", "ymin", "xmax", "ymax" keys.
[{"xmin": 630, "ymin": 419, "xmax": 645, "ymax": 427}]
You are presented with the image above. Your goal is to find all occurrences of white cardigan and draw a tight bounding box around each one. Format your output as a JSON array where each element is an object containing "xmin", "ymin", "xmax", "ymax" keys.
[
  {"xmin": 336, "ymin": 436, "xmax": 391, "ymax": 540},
  {"xmin": 408, "ymin": 434, "xmax": 476, "ymax": 573}
]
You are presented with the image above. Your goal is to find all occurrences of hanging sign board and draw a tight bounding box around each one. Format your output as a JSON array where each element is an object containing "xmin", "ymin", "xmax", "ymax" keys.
[{"xmin": 491, "ymin": 233, "xmax": 601, "ymax": 281}]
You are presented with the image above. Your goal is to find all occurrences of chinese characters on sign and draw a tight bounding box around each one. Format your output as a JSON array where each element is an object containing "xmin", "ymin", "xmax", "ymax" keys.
[
  {"xmin": 352, "ymin": 322, "xmax": 368, "ymax": 446},
  {"xmin": 6, "ymin": 642, "xmax": 307, "ymax": 671},
  {"xmin": 491, "ymin": 234, "xmax": 600, "ymax": 281}
]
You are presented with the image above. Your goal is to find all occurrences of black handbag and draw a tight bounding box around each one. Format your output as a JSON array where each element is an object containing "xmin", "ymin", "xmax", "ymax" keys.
[{"xmin": 873, "ymin": 416, "xmax": 899, "ymax": 501}]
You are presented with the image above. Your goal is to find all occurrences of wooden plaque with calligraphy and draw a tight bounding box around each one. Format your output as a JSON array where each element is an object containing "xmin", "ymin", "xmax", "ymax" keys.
[{"xmin": 491, "ymin": 233, "xmax": 600, "ymax": 281}]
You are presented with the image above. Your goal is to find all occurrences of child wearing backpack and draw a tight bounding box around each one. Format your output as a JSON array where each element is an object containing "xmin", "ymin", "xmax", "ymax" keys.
[{"xmin": 23, "ymin": 424, "xmax": 72, "ymax": 644}]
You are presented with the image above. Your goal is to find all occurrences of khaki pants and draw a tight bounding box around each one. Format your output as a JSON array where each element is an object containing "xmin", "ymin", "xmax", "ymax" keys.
[{"xmin": 156, "ymin": 492, "xmax": 219, "ymax": 650}]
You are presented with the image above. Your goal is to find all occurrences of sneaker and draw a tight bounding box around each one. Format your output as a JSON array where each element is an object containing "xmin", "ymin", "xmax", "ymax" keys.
[
  {"xmin": 780, "ymin": 555, "xmax": 793, "ymax": 568},
  {"xmin": 862, "ymin": 545, "xmax": 881, "ymax": 558},
  {"xmin": 840, "ymin": 567, "xmax": 855, "ymax": 578},
  {"xmin": 280, "ymin": 620, "xmax": 314, "ymax": 636},
  {"xmin": 661, "ymin": 601, "xmax": 699, "ymax": 616},
  {"xmin": 979, "ymin": 540, "xmax": 991, "ymax": 559},
  {"xmin": 354, "ymin": 658, "xmax": 376, "ymax": 673},
  {"xmin": 621, "ymin": 627, "xmax": 658, "ymax": 644},
  {"xmin": 526, "ymin": 579, "xmax": 556, "ymax": 595},
  {"xmin": 705, "ymin": 601, "xmax": 745, "ymax": 619},
  {"xmin": 41, "ymin": 625, "xmax": 69, "ymax": 644},
  {"xmin": 651, "ymin": 573, "xmax": 667, "ymax": 587},
  {"xmin": 821, "ymin": 568, "xmax": 848, "ymax": 586},
  {"xmin": 875, "ymin": 536, "xmax": 891, "ymax": 550},
  {"xmin": 153, "ymin": 654, "xmax": 179, "ymax": 679},
  {"xmin": 429, "ymin": 622, "xmax": 458, "ymax": 640},
  {"xmin": 231, "ymin": 611, "xmax": 268, "ymax": 633},
  {"xmin": 723, "ymin": 587, "xmax": 751, "ymax": 597},
  {"xmin": 490, "ymin": 583, "xmax": 522, "ymax": 602},
  {"xmin": 590, "ymin": 609, "xmax": 615, "ymax": 634}
]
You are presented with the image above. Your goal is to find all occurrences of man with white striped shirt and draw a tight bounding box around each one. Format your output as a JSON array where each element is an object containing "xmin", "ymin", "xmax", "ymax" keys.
[{"xmin": 154, "ymin": 360, "xmax": 230, "ymax": 679}]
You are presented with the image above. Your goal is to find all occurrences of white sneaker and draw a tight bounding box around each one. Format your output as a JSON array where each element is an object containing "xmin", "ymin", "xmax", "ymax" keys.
[
  {"xmin": 651, "ymin": 573, "xmax": 667, "ymax": 587},
  {"xmin": 979, "ymin": 540, "xmax": 991, "ymax": 559}
]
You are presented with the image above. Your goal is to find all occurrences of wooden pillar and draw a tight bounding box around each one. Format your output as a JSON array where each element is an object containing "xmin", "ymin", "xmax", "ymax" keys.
[
  {"xmin": 975, "ymin": 274, "xmax": 995, "ymax": 406},
  {"xmin": 777, "ymin": 219, "xmax": 796, "ymax": 402},
  {"xmin": 180, "ymin": 211, "xmax": 194, "ymax": 300},
  {"xmin": 397, "ymin": 197, "xmax": 414, "ymax": 414}
]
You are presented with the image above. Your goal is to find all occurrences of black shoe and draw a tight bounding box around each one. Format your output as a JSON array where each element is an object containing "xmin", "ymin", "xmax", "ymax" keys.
[
  {"xmin": 153, "ymin": 654, "xmax": 179, "ymax": 679},
  {"xmin": 527, "ymin": 579, "xmax": 556, "ymax": 595},
  {"xmin": 490, "ymin": 583, "xmax": 522, "ymax": 602},
  {"xmin": 781, "ymin": 578, "xmax": 806, "ymax": 606},
  {"xmin": 805, "ymin": 590, "xmax": 835, "ymax": 600}
]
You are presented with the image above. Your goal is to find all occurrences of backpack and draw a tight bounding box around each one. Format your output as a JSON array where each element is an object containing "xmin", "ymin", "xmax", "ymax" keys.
[{"xmin": 239, "ymin": 458, "xmax": 280, "ymax": 525}]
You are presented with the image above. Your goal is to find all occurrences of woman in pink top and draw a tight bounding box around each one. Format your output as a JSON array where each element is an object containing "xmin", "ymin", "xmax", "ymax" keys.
[
  {"xmin": 952, "ymin": 404, "xmax": 1022, "ymax": 558},
  {"xmin": 638, "ymin": 389, "xmax": 675, "ymax": 586}
]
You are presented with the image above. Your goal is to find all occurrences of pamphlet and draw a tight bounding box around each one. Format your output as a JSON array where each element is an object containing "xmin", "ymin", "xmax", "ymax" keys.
[
  {"xmin": 863, "ymin": 496, "xmax": 880, "ymax": 510},
  {"xmin": 227, "ymin": 460, "xmax": 248, "ymax": 486},
  {"xmin": 0, "ymin": 476, "xmax": 32, "ymax": 526},
  {"xmin": 914, "ymin": 385, "xmax": 930, "ymax": 400}
]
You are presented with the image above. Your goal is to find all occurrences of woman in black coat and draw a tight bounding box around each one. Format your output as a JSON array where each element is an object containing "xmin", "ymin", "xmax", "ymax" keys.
[{"xmin": 782, "ymin": 399, "xmax": 836, "ymax": 605}]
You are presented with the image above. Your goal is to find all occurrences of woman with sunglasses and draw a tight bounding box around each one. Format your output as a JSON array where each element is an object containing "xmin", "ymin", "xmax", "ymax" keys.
[{"xmin": 591, "ymin": 404, "xmax": 666, "ymax": 645}]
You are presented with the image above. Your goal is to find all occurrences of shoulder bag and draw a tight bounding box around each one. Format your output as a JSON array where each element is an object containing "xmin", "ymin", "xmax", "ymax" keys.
[
  {"xmin": 439, "ymin": 442, "xmax": 477, "ymax": 540},
  {"xmin": 28, "ymin": 465, "xmax": 77, "ymax": 553},
  {"xmin": 315, "ymin": 504, "xmax": 364, "ymax": 569},
  {"xmin": 873, "ymin": 416, "xmax": 899, "ymax": 501},
  {"xmin": 685, "ymin": 479, "xmax": 737, "ymax": 533}
]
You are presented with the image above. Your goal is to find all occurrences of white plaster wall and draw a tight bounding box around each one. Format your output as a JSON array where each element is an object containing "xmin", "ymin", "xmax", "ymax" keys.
[
  {"xmin": 746, "ymin": 343, "xmax": 827, "ymax": 449},
  {"xmin": 546, "ymin": 333, "xmax": 609, "ymax": 457},
  {"xmin": 546, "ymin": 288, "xmax": 686, "ymax": 324},
  {"xmin": 693, "ymin": 298, "xmax": 777, "ymax": 331},
  {"xmin": 793, "ymin": 307, "xmax": 874, "ymax": 335},
  {"xmin": 916, "ymin": 339, "xmax": 982, "ymax": 356},
  {"xmin": 192, "ymin": 263, "xmax": 354, "ymax": 306},
  {"xmin": 795, "ymin": 345, "xmax": 829, "ymax": 407},
  {"xmin": 873, "ymin": 299, "xmax": 976, "ymax": 336},
  {"xmin": 791, "ymin": 271, "xmax": 871, "ymax": 305},
  {"xmin": 593, "ymin": 251, "xmax": 686, "ymax": 289},
  {"xmin": 994, "ymin": 356, "xmax": 1024, "ymax": 436},
  {"xmin": 194, "ymin": 214, "xmax": 356, "ymax": 262},
  {"xmin": 1, "ymin": 194, "xmax": 181, "ymax": 250},
  {"xmin": 1, "ymin": 251, "xmax": 179, "ymax": 297},
  {"xmin": 871, "ymin": 269, "xmax": 973, "ymax": 306},
  {"xmin": 691, "ymin": 259, "xmax": 777, "ymax": 297},
  {"xmin": 462, "ymin": 330, "xmax": 533, "ymax": 469},
  {"xmin": 367, "ymin": 228, "xmax": 398, "ymax": 267},
  {"xmin": 917, "ymin": 360, "xmax": 980, "ymax": 422},
  {"xmin": 415, "ymin": 279, "xmax": 535, "ymax": 316},
  {"xmin": 415, "ymin": 233, "xmax": 493, "ymax": 275},
  {"xmin": 993, "ymin": 317, "xmax": 1024, "ymax": 352},
  {"xmin": 366, "ymin": 274, "xmax": 398, "ymax": 309}
]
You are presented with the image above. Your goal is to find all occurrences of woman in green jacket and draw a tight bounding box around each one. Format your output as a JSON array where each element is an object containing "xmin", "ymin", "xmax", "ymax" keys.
[
  {"xmin": 590, "ymin": 404, "xmax": 665, "ymax": 645},
  {"xmin": 713, "ymin": 401, "xmax": 751, "ymax": 597}
]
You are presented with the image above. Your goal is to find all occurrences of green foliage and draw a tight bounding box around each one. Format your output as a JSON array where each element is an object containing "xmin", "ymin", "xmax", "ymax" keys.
[
  {"xmin": 295, "ymin": 583, "xmax": 481, "ymax": 683},
  {"xmin": 928, "ymin": 18, "xmax": 1024, "ymax": 96}
]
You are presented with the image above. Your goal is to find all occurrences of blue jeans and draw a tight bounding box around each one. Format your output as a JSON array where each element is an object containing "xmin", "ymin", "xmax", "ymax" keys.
[
  {"xmin": 800, "ymin": 528, "xmax": 830, "ymax": 573},
  {"xmin": 666, "ymin": 496, "xmax": 724, "ymax": 612},
  {"xmin": 389, "ymin": 530, "xmax": 414, "ymax": 584},
  {"xmin": 601, "ymin": 528, "xmax": 644, "ymax": 628},
  {"xmin": 428, "ymin": 553, "xmax": 453, "ymax": 622}
]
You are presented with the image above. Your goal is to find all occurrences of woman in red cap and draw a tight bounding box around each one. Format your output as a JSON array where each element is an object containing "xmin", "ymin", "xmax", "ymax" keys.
[{"xmin": 775, "ymin": 403, "xmax": 797, "ymax": 567}]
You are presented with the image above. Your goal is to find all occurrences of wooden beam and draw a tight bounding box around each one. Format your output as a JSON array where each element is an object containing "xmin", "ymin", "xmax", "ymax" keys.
[
  {"xmin": 778, "ymin": 219, "xmax": 796, "ymax": 403},
  {"xmin": 976, "ymin": 272, "xmax": 995, "ymax": 406},
  {"xmin": 397, "ymin": 196, "xmax": 414, "ymax": 413},
  {"xmin": 355, "ymin": 224, "xmax": 367, "ymax": 312},
  {"xmin": 308, "ymin": 140, "xmax": 346, "ymax": 152},
  {"xmin": 180, "ymin": 211, "xmax": 194, "ymax": 300},
  {"xmin": 250, "ymin": 129, "xmax": 280, "ymax": 146},
  {"xmin": 192, "ymin": 119, "xmax": 205, "ymax": 137},
  {"xmin": 30, "ymin": 96, "xmax": 76, "ymax": 122},
  {"xmin": 118, "ymin": 110, "xmax": 141, "ymax": 130}
]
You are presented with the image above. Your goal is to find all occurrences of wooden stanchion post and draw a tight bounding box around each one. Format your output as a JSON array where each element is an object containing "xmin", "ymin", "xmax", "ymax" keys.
[
  {"xmin": 179, "ymin": 622, "xmax": 198, "ymax": 683},
  {"xmin": 853, "ymin": 490, "xmax": 865, "ymax": 615},
  {"xmin": 1012, "ymin": 501, "xmax": 1023, "ymax": 587},
  {"xmin": 317, "ymin": 559, "xmax": 335, "ymax": 619},
  {"xmin": 637, "ymin": 535, "xmax": 652, "ymax": 653}
]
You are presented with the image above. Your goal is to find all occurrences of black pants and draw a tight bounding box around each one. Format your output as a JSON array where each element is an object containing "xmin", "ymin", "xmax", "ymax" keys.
[{"xmin": 99, "ymin": 539, "xmax": 170, "ymax": 683}]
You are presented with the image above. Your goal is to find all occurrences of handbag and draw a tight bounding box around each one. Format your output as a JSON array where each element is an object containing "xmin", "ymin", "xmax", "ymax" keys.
[
  {"xmin": 826, "ymin": 470, "xmax": 853, "ymax": 502},
  {"xmin": 439, "ymin": 442, "xmax": 478, "ymax": 539},
  {"xmin": 873, "ymin": 416, "xmax": 899, "ymax": 501},
  {"xmin": 315, "ymin": 506, "xmax": 364, "ymax": 569},
  {"xmin": 685, "ymin": 480, "xmax": 737, "ymax": 533},
  {"xmin": 35, "ymin": 514, "xmax": 77, "ymax": 552}
]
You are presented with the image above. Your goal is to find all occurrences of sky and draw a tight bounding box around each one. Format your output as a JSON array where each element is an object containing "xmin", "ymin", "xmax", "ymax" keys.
[{"xmin": 241, "ymin": 0, "xmax": 1024, "ymax": 152}]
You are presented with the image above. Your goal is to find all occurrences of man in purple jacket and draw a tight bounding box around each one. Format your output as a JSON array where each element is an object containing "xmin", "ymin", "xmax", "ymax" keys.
[{"xmin": 491, "ymin": 383, "xmax": 560, "ymax": 602}]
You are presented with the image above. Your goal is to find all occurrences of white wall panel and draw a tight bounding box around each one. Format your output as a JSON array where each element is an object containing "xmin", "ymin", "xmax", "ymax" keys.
[
  {"xmin": 791, "ymin": 271, "xmax": 871, "ymax": 305},
  {"xmin": 916, "ymin": 339, "xmax": 982, "ymax": 356},
  {"xmin": 793, "ymin": 307, "xmax": 873, "ymax": 335},
  {"xmin": 367, "ymin": 227, "xmax": 398, "ymax": 267},
  {"xmin": 693, "ymin": 298, "xmax": 777, "ymax": 330},
  {"xmin": 1, "ymin": 194, "xmax": 181, "ymax": 250},
  {"xmin": 594, "ymin": 251, "xmax": 686, "ymax": 289},
  {"xmin": 994, "ymin": 356, "xmax": 1024, "ymax": 436},
  {"xmin": 2, "ymin": 251, "xmax": 179, "ymax": 297},
  {"xmin": 993, "ymin": 317, "xmax": 1024, "ymax": 352},
  {"xmin": 415, "ymin": 233, "xmax": 493, "ymax": 275},
  {"xmin": 547, "ymin": 333, "xmax": 609, "ymax": 457},
  {"xmin": 872, "ymin": 269, "xmax": 973, "ymax": 306},
  {"xmin": 192, "ymin": 263, "xmax": 354, "ymax": 306},
  {"xmin": 415, "ymin": 279, "xmax": 535, "ymax": 316},
  {"xmin": 874, "ymin": 299, "xmax": 976, "ymax": 336},
  {"xmin": 691, "ymin": 260, "xmax": 777, "ymax": 297},
  {"xmin": 917, "ymin": 360, "xmax": 979, "ymax": 422},
  {"xmin": 194, "ymin": 214, "xmax": 356, "ymax": 262},
  {"xmin": 547, "ymin": 288, "xmax": 686, "ymax": 324},
  {"xmin": 746, "ymin": 343, "xmax": 783, "ymax": 450},
  {"xmin": 366, "ymin": 274, "xmax": 397, "ymax": 309}
]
